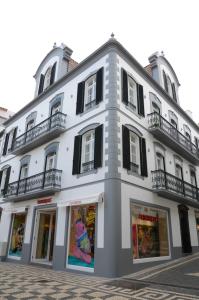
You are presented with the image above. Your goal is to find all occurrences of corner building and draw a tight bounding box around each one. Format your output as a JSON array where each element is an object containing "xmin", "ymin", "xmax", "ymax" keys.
[{"xmin": 0, "ymin": 38, "xmax": 199, "ymax": 277}]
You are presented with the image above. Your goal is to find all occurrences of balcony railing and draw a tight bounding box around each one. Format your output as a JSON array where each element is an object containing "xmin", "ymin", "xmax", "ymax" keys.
[
  {"xmin": 5, "ymin": 169, "xmax": 62, "ymax": 201},
  {"xmin": 148, "ymin": 112, "xmax": 199, "ymax": 164},
  {"xmin": 152, "ymin": 169, "xmax": 199, "ymax": 204},
  {"xmin": 12, "ymin": 112, "xmax": 66, "ymax": 155}
]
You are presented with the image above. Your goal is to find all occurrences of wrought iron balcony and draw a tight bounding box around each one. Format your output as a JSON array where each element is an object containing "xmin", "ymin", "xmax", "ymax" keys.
[
  {"xmin": 152, "ymin": 169, "xmax": 199, "ymax": 207},
  {"xmin": 148, "ymin": 112, "xmax": 199, "ymax": 165},
  {"xmin": 4, "ymin": 169, "xmax": 62, "ymax": 202},
  {"xmin": 12, "ymin": 112, "xmax": 67, "ymax": 155}
]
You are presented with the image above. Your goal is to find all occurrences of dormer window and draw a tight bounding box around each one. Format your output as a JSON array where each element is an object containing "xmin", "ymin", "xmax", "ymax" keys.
[
  {"xmin": 162, "ymin": 70, "xmax": 177, "ymax": 102},
  {"xmin": 38, "ymin": 62, "xmax": 57, "ymax": 95}
]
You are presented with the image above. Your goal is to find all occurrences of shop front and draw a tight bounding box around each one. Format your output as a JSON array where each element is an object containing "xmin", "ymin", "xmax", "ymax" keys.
[
  {"xmin": 58, "ymin": 193, "xmax": 103, "ymax": 273},
  {"xmin": 131, "ymin": 203, "xmax": 170, "ymax": 262},
  {"xmin": 8, "ymin": 211, "xmax": 27, "ymax": 259},
  {"xmin": 31, "ymin": 208, "xmax": 56, "ymax": 265}
]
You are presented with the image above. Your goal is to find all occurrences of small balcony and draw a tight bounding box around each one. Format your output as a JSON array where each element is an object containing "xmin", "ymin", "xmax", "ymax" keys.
[
  {"xmin": 152, "ymin": 169, "xmax": 199, "ymax": 207},
  {"xmin": 4, "ymin": 169, "xmax": 62, "ymax": 202},
  {"xmin": 148, "ymin": 112, "xmax": 199, "ymax": 165},
  {"xmin": 12, "ymin": 112, "xmax": 67, "ymax": 155}
]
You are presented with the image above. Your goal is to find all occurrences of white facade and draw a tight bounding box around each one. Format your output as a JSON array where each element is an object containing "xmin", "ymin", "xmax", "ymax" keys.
[{"xmin": 0, "ymin": 39, "xmax": 199, "ymax": 277}]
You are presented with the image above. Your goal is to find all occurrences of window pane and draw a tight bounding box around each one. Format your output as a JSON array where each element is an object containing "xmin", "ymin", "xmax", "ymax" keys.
[
  {"xmin": 132, "ymin": 205, "xmax": 169, "ymax": 259},
  {"xmin": 9, "ymin": 214, "xmax": 26, "ymax": 258},
  {"xmin": 68, "ymin": 204, "xmax": 96, "ymax": 269}
]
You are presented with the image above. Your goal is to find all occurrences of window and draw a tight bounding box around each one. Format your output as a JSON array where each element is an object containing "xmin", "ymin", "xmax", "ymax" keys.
[
  {"xmin": 167, "ymin": 76, "xmax": 172, "ymax": 97},
  {"xmin": 51, "ymin": 102, "xmax": 61, "ymax": 115},
  {"xmin": 156, "ymin": 153, "xmax": 165, "ymax": 171},
  {"xmin": 38, "ymin": 62, "xmax": 57, "ymax": 96},
  {"xmin": 132, "ymin": 204, "xmax": 170, "ymax": 260},
  {"xmin": 162, "ymin": 70, "xmax": 177, "ymax": 102},
  {"xmin": 45, "ymin": 152, "xmax": 56, "ymax": 171},
  {"xmin": 152, "ymin": 102, "xmax": 160, "ymax": 114},
  {"xmin": 81, "ymin": 131, "xmax": 95, "ymax": 173},
  {"xmin": 25, "ymin": 119, "xmax": 35, "ymax": 142},
  {"xmin": 122, "ymin": 125, "xmax": 148, "ymax": 177},
  {"xmin": 129, "ymin": 132, "xmax": 140, "ymax": 174},
  {"xmin": 122, "ymin": 69, "xmax": 145, "ymax": 117},
  {"xmin": 175, "ymin": 163, "xmax": 184, "ymax": 194},
  {"xmin": 84, "ymin": 75, "xmax": 96, "ymax": 110},
  {"xmin": 76, "ymin": 68, "xmax": 103, "ymax": 114},
  {"xmin": 183, "ymin": 124, "xmax": 192, "ymax": 150},
  {"xmin": 2, "ymin": 127, "xmax": 17, "ymax": 155},
  {"xmin": 0, "ymin": 166, "xmax": 11, "ymax": 196},
  {"xmin": 128, "ymin": 77, "xmax": 137, "ymax": 111},
  {"xmin": 72, "ymin": 125, "xmax": 103, "ymax": 175}
]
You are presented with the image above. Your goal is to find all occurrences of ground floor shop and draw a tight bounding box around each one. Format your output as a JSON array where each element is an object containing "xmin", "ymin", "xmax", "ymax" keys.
[{"xmin": 1, "ymin": 188, "xmax": 199, "ymax": 277}]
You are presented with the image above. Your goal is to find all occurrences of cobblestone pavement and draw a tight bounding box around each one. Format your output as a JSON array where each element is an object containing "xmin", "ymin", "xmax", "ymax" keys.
[{"xmin": 1, "ymin": 261, "xmax": 199, "ymax": 299}]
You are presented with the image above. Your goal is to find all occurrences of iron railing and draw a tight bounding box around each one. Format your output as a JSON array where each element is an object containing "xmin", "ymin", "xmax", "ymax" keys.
[
  {"xmin": 13, "ymin": 112, "xmax": 66, "ymax": 151},
  {"xmin": 130, "ymin": 162, "xmax": 139, "ymax": 173},
  {"xmin": 85, "ymin": 100, "xmax": 96, "ymax": 110},
  {"xmin": 5, "ymin": 169, "xmax": 62, "ymax": 198},
  {"xmin": 81, "ymin": 160, "xmax": 94, "ymax": 173},
  {"xmin": 148, "ymin": 112, "xmax": 198, "ymax": 157},
  {"xmin": 152, "ymin": 169, "xmax": 199, "ymax": 201}
]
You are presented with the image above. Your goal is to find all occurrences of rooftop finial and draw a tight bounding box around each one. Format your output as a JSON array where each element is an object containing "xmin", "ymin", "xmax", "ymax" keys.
[
  {"xmin": 111, "ymin": 32, "xmax": 115, "ymax": 38},
  {"xmin": 53, "ymin": 42, "xmax": 57, "ymax": 49},
  {"xmin": 161, "ymin": 50, "xmax": 165, "ymax": 57}
]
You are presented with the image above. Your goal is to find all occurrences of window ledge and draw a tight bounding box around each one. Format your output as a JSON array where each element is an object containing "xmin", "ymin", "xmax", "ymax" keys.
[
  {"xmin": 125, "ymin": 104, "xmax": 142, "ymax": 119},
  {"xmin": 127, "ymin": 170, "xmax": 144, "ymax": 180},
  {"xmin": 76, "ymin": 168, "xmax": 98, "ymax": 178},
  {"xmin": 80, "ymin": 103, "xmax": 99, "ymax": 117}
]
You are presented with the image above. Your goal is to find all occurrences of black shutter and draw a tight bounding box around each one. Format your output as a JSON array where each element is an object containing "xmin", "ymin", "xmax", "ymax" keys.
[
  {"xmin": 96, "ymin": 68, "xmax": 103, "ymax": 104},
  {"xmin": 0, "ymin": 170, "xmax": 3, "ymax": 187},
  {"xmin": 72, "ymin": 135, "xmax": 82, "ymax": 175},
  {"xmin": 11, "ymin": 127, "xmax": 17, "ymax": 151},
  {"xmin": 139, "ymin": 138, "xmax": 148, "ymax": 177},
  {"xmin": 76, "ymin": 81, "xmax": 85, "ymax": 114},
  {"xmin": 122, "ymin": 125, "xmax": 130, "ymax": 170},
  {"xmin": 94, "ymin": 125, "xmax": 103, "ymax": 169},
  {"xmin": 137, "ymin": 84, "xmax": 145, "ymax": 117},
  {"xmin": 2, "ymin": 133, "xmax": 9, "ymax": 156},
  {"xmin": 195, "ymin": 137, "xmax": 199, "ymax": 149},
  {"xmin": 50, "ymin": 62, "xmax": 57, "ymax": 85},
  {"xmin": 38, "ymin": 74, "xmax": 45, "ymax": 95},
  {"xmin": 122, "ymin": 69, "xmax": 128, "ymax": 105},
  {"xmin": 163, "ymin": 70, "xmax": 168, "ymax": 92},
  {"xmin": 172, "ymin": 83, "xmax": 177, "ymax": 101},
  {"xmin": 3, "ymin": 166, "xmax": 11, "ymax": 196}
]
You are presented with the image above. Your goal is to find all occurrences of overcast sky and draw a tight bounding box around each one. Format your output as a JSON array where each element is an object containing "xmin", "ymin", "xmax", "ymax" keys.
[{"xmin": 0, "ymin": 0, "xmax": 199, "ymax": 122}]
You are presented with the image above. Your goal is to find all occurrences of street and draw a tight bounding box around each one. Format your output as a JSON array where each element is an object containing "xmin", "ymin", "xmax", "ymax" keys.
[{"xmin": 1, "ymin": 254, "xmax": 199, "ymax": 299}]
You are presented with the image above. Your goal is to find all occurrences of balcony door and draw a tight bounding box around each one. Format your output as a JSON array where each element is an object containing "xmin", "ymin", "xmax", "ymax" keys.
[
  {"xmin": 178, "ymin": 205, "xmax": 192, "ymax": 254},
  {"xmin": 18, "ymin": 164, "xmax": 28, "ymax": 194},
  {"xmin": 32, "ymin": 209, "xmax": 56, "ymax": 264},
  {"xmin": 25, "ymin": 119, "xmax": 35, "ymax": 142}
]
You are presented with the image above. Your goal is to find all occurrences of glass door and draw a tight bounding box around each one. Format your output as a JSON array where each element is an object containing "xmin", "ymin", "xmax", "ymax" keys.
[
  {"xmin": 32, "ymin": 210, "xmax": 56, "ymax": 264},
  {"xmin": 8, "ymin": 213, "xmax": 26, "ymax": 259}
]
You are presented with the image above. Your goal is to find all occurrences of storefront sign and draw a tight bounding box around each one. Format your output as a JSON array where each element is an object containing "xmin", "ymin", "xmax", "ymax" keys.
[
  {"xmin": 138, "ymin": 214, "xmax": 159, "ymax": 222},
  {"xmin": 58, "ymin": 193, "xmax": 104, "ymax": 207},
  {"xmin": 37, "ymin": 198, "xmax": 52, "ymax": 205}
]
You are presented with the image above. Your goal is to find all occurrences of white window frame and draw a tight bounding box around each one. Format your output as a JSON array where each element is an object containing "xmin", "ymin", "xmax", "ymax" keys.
[
  {"xmin": 84, "ymin": 74, "xmax": 96, "ymax": 110},
  {"xmin": 129, "ymin": 131, "xmax": 140, "ymax": 174},
  {"xmin": 81, "ymin": 130, "xmax": 95, "ymax": 173},
  {"xmin": 128, "ymin": 76, "xmax": 137, "ymax": 111},
  {"xmin": 156, "ymin": 152, "xmax": 165, "ymax": 171}
]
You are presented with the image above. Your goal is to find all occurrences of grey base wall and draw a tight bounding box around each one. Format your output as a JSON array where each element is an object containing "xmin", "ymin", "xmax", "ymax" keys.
[
  {"xmin": 53, "ymin": 245, "xmax": 66, "ymax": 271},
  {"xmin": 21, "ymin": 243, "xmax": 31, "ymax": 264}
]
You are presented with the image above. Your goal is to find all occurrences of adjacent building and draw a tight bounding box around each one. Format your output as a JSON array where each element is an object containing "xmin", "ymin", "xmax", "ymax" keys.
[{"xmin": 0, "ymin": 38, "xmax": 199, "ymax": 277}]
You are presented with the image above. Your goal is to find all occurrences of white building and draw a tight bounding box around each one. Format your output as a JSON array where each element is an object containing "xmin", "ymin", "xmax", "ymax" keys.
[{"xmin": 0, "ymin": 38, "xmax": 199, "ymax": 277}]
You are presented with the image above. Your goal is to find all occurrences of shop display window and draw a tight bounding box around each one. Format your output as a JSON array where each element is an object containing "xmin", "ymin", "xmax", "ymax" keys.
[
  {"xmin": 8, "ymin": 213, "xmax": 26, "ymax": 258},
  {"xmin": 67, "ymin": 204, "xmax": 96, "ymax": 269},
  {"xmin": 132, "ymin": 204, "xmax": 169, "ymax": 259}
]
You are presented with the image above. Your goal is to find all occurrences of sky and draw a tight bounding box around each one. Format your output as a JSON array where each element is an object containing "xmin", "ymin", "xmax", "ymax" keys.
[{"xmin": 0, "ymin": 0, "xmax": 199, "ymax": 122}]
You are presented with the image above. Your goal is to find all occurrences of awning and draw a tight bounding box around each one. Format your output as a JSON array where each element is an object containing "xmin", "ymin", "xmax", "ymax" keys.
[
  {"xmin": 57, "ymin": 192, "xmax": 104, "ymax": 207},
  {"xmin": 4, "ymin": 206, "xmax": 28, "ymax": 214}
]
